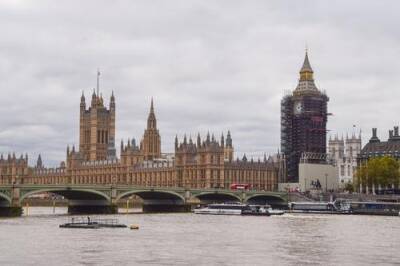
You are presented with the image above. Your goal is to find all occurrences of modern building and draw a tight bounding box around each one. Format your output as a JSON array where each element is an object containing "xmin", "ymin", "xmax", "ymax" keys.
[
  {"xmin": 281, "ymin": 52, "xmax": 329, "ymax": 182},
  {"xmin": 328, "ymin": 133, "xmax": 362, "ymax": 186},
  {"xmin": 0, "ymin": 86, "xmax": 281, "ymax": 191}
]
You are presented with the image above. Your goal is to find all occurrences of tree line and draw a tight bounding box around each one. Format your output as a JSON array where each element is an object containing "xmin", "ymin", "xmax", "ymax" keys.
[{"xmin": 355, "ymin": 156, "xmax": 400, "ymax": 190}]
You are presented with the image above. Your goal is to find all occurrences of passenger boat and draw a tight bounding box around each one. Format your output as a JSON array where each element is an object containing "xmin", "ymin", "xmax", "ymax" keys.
[
  {"xmin": 267, "ymin": 207, "xmax": 285, "ymax": 216},
  {"xmin": 345, "ymin": 201, "xmax": 400, "ymax": 216},
  {"xmin": 194, "ymin": 203, "xmax": 244, "ymax": 215},
  {"xmin": 288, "ymin": 201, "xmax": 337, "ymax": 213},
  {"xmin": 59, "ymin": 217, "xmax": 127, "ymax": 228},
  {"xmin": 193, "ymin": 203, "xmax": 282, "ymax": 216}
]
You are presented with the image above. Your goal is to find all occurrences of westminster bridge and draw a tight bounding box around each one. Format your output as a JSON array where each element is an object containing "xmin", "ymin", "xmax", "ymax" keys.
[{"xmin": 0, "ymin": 184, "xmax": 287, "ymax": 216}]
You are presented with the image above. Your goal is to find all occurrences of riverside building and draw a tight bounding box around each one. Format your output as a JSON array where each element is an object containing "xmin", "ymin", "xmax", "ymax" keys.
[{"xmin": 0, "ymin": 87, "xmax": 280, "ymax": 191}]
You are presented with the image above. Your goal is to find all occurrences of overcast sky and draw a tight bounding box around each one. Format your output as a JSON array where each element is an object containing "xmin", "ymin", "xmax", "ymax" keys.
[{"xmin": 0, "ymin": 0, "xmax": 399, "ymax": 166}]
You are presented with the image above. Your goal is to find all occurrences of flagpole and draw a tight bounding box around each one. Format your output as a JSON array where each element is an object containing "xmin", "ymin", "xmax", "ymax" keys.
[{"xmin": 97, "ymin": 69, "xmax": 100, "ymax": 96}]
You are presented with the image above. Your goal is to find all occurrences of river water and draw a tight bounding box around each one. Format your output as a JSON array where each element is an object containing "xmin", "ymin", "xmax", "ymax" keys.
[{"xmin": 0, "ymin": 207, "xmax": 399, "ymax": 266}]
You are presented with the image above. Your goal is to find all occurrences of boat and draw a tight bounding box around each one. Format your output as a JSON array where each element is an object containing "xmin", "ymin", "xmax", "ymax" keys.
[
  {"xmin": 288, "ymin": 201, "xmax": 337, "ymax": 213},
  {"xmin": 344, "ymin": 201, "xmax": 400, "ymax": 216},
  {"xmin": 194, "ymin": 202, "xmax": 244, "ymax": 215},
  {"xmin": 288, "ymin": 200, "xmax": 400, "ymax": 216},
  {"xmin": 194, "ymin": 202, "xmax": 282, "ymax": 216},
  {"xmin": 267, "ymin": 206, "xmax": 285, "ymax": 216},
  {"xmin": 60, "ymin": 217, "xmax": 127, "ymax": 228},
  {"xmin": 241, "ymin": 204, "xmax": 270, "ymax": 216}
]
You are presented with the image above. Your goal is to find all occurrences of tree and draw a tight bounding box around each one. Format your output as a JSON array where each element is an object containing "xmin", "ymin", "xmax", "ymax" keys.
[
  {"xmin": 344, "ymin": 182, "xmax": 354, "ymax": 193},
  {"xmin": 357, "ymin": 156, "xmax": 400, "ymax": 191}
]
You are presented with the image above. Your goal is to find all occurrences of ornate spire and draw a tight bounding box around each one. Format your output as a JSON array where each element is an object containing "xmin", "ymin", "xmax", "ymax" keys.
[
  {"xmin": 197, "ymin": 133, "xmax": 201, "ymax": 147},
  {"xmin": 300, "ymin": 51, "xmax": 313, "ymax": 74},
  {"xmin": 226, "ymin": 130, "xmax": 232, "ymax": 147},
  {"xmin": 37, "ymin": 154, "xmax": 43, "ymax": 168},
  {"xmin": 294, "ymin": 50, "xmax": 318, "ymax": 94},
  {"xmin": 147, "ymin": 98, "xmax": 157, "ymax": 129}
]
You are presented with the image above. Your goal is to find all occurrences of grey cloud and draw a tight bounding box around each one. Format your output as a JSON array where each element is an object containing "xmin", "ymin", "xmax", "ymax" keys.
[{"xmin": 0, "ymin": 0, "xmax": 399, "ymax": 166}]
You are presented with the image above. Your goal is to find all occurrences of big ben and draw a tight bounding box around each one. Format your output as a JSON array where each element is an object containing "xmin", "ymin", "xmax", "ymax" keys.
[{"xmin": 281, "ymin": 52, "xmax": 329, "ymax": 182}]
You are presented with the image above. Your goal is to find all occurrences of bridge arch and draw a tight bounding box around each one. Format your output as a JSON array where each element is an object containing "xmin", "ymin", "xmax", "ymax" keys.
[
  {"xmin": 193, "ymin": 191, "xmax": 241, "ymax": 203},
  {"xmin": 19, "ymin": 188, "xmax": 111, "ymax": 203},
  {"xmin": 245, "ymin": 194, "xmax": 286, "ymax": 207},
  {"xmin": 0, "ymin": 192, "xmax": 11, "ymax": 205},
  {"xmin": 117, "ymin": 189, "xmax": 185, "ymax": 203}
]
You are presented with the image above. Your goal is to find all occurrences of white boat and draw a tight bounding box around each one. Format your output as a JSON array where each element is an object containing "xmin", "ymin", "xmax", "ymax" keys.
[
  {"xmin": 194, "ymin": 203, "xmax": 283, "ymax": 216},
  {"xmin": 194, "ymin": 202, "xmax": 245, "ymax": 215},
  {"xmin": 267, "ymin": 207, "xmax": 285, "ymax": 215},
  {"xmin": 288, "ymin": 201, "xmax": 337, "ymax": 213}
]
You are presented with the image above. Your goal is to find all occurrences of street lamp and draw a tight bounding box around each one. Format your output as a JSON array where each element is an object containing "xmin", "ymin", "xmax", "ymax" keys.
[{"xmin": 325, "ymin": 173, "xmax": 328, "ymax": 192}]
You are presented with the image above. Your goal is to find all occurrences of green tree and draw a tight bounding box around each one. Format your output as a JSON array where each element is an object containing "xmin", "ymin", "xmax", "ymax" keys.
[
  {"xmin": 358, "ymin": 156, "xmax": 400, "ymax": 190},
  {"xmin": 344, "ymin": 182, "xmax": 354, "ymax": 193}
]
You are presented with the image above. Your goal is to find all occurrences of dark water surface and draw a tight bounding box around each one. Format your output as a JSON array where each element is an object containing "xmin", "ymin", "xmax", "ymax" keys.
[{"xmin": 0, "ymin": 207, "xmax": 399, "ymax": 266}]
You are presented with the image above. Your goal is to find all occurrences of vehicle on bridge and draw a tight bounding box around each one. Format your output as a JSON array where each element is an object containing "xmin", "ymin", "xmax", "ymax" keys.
[{"xmin": 230, "ymin": 183, "xmax": 251, "ymax": 190}]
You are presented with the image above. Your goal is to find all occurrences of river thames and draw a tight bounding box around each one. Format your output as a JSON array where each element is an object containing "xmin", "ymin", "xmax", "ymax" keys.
[{"xmin": 0, "ymin": 207, "xmax": 399, "ymax": 266}]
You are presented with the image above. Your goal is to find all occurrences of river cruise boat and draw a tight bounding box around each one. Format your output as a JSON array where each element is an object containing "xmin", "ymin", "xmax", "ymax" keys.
[
  {"xmin": 194, "ymin": 203, "xmax": 282, "ymax": 216},
  {"xmin": 194, "ymin": 203, "xmax": 245, "ymax": 215},
  {"xmin": 288, "ymin": 201, "xmax": 337, "ymax": 213},
  {"xmin": 345, "ymin": 201, "xmax": 400, "ymax": 216}
]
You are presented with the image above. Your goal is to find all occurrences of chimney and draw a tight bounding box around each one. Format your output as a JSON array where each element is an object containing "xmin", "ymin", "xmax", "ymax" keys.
[
  {"xmin": 394, "ymin": 126, "xmax": 399, "ymax": 137},
  {"xmin": 389, "ymin": 130, "xmax": 394, "ymax": 140},
  {"xmin": 369, "ymin": 128, "xmax": 380, "ymax": 143}
]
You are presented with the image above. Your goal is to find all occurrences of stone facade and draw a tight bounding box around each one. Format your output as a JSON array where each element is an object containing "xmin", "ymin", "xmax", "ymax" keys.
[
  {"xmin": 0, "ymin": 89, "xmax": 280, "ymax": 191},
  {"xmin": 328, "ymin": 133, "xmax": 362, "ymax": 186}
]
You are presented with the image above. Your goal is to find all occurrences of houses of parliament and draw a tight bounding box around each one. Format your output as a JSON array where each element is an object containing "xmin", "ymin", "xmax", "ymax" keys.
[{"xmin": 0, "ymin": 84, "xmax": 280, "ymax": 191}]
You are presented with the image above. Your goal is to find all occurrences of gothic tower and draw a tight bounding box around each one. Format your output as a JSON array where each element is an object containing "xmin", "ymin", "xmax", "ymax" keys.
[
  {"xmin": 141, "ymin": 99, "xmax": 161, "ymax": 160},
  {"xmin": 79, "ymin": 73, "xmax": 116, "ymax": 161},
  {"xmin": 281, "ymin": 51, "xmax": 329, "ymax": 182},
  {"xmin": 224, "ymin": 131, "xmax": 234, "ymax": 162}
]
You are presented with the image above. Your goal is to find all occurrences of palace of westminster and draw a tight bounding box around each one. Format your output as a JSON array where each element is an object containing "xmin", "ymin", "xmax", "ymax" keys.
[
  {"xmin": 3, "ymin": 51, "xmax": 374, "ymax": 192},
  {"xmin": 0, "ymin": 82, "xmax": 281, "ymax": 190}
]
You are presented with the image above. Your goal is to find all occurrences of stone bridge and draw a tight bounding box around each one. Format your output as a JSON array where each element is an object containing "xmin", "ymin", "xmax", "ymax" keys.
[{"xmin": 0, "ymin": 184, "xmax": 287, "ymax": 216}]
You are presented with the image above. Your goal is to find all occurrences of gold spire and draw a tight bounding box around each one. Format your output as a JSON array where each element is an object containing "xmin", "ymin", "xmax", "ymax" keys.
[{"xmin": 299, "ymin": 51, "xmax": 314, "ymax": 81}]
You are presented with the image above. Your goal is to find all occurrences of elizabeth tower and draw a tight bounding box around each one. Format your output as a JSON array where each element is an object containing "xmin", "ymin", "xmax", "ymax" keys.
[{"xmin": 281, "ymin": 52, "xmax": 329, "ymax": 182}]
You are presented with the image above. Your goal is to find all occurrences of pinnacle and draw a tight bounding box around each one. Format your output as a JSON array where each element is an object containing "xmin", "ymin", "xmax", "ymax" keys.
[{"xmin": 300, "ymin": 51, "xmax": 313, "ymax": 73}]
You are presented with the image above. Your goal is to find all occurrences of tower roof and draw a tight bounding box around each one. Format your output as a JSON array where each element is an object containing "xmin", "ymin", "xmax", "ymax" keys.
[
  {"xmin": 300, "ymin": 51, "xmax": 313, "ymax": 73},
  {"xmin": 293, "ymin": 51, "xmax": 319, "ymax": 95}
]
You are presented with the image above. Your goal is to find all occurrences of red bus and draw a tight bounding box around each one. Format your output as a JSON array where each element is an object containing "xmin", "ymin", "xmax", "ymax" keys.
[{"xmin": 230, "ymin": 183, "xmax": 250, "ymax": 190}]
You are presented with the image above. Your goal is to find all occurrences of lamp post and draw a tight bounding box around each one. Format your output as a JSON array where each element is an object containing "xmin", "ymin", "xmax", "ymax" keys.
[{"xmin": 325, "ymin": 173, "xmax": 328, "ymax": 192}]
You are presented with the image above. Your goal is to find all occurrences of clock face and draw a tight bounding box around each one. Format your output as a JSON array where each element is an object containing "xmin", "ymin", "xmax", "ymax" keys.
[{"xmin": 294, "ymin": 102, "xmax": 303, "ymax": 114}]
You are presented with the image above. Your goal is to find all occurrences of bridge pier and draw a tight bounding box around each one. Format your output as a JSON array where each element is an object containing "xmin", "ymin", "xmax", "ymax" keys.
[
  {"xmin": 0, "ymin": 205, "xmax": 22, "ymax": 217},
  {"xmin": 142, "ymin": 203, "xmax": 191, "ymax": 213},
  {"xmin": 67, "ymin": 200, "xmax": 118, "ymax": 215},
  {"xmin": 141, "ymin": 199, "xmax": 191, "ymax": 213},
  {"xmin": 0, "ymin": 187, "xmax": 22, "ymax": 217}
]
